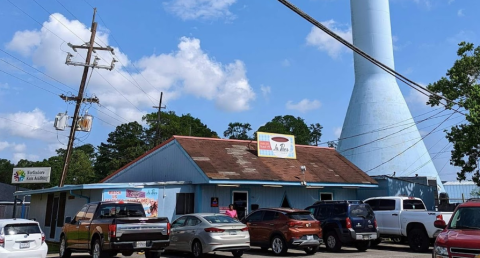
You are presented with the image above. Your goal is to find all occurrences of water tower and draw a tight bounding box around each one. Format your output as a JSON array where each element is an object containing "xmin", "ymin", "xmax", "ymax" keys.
[{"xmin": 337, "ymin": 0, "xmax": 444, "ymax": 192}]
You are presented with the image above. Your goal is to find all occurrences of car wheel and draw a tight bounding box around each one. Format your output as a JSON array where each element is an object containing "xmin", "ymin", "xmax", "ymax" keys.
[
  {"xmin": 91, "ymin": 238, "xmax": 101, "ymax": 258},
  {"xmin": 122, "ymin": 251, "xmax": 133, "ymax": 256},
  {"xmin": 271, "ymin": 235, "xmax": 288, "ymax": 256},
  {"xmin": 408, "ymin": 228, "xmax": 430, "ymax": 252},
  {"xmin": 355, "ymin": 240, "xmax": 370, "ymax": 251},
  {"xmin": 325, "ymin": 231, "xmax": 342, "ymax": 252},
  {"xmin": 145, "ymin": 251, "xmax": 161, "ymax": 258},
  {"xmin": 232, "ymin": 250, "xmax": 244, "ymax": 257},
  {"xmin": 304, "ymin": 246, "xmax": 319, "ymax": 255},
  {"xmin": 371, "ymin": 237, "xmax": 382, "ymax": 247},
  {"xmin": 59, "ymin": 236, "xmax": 72, "ymax": 258},
  {"xmin": 191, "ymin": 240, "xmax": 203, "ymax": 258}
]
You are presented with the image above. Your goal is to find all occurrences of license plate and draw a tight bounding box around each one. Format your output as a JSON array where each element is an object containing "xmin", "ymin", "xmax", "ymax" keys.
[
  {"xmin": 20, "ymin": 242, "xmax": 30, "ymax": 249},
  {"xmin": 136, "ymin": 241, "xmax": 147, "ymax": 248},
  {"xmin": 363, "ymin": 235, "xmax": 369, "ymax": 240},
  {"xmin": 229, "ymin": 231, "xmax": 237, "ymax": 235},
  {"xmin": 307, "ymin": 235, "xmax": 314, "ymax": 240}
]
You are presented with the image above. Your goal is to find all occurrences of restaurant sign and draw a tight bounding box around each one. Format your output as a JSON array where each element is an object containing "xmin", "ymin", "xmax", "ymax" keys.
[
  {"xmin": 257, "ymin": 132, "xmax": 296, "ymax": 159},
  {"xmin": 12, "ymin": 167, "xmax": 51, "ymax": 184}
]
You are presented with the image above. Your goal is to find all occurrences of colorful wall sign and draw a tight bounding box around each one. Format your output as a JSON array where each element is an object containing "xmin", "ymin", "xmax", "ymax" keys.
[
  {"xmin": 102, "ymin": 188, "xmax": 159, "ymax": 217},
  {"xmin": 257, "ymin": 132, "xmax": 296, "ymax": 159},
  {"xmin": 11, "ymin": 167, "xmax": 51, "ymax": 184}
]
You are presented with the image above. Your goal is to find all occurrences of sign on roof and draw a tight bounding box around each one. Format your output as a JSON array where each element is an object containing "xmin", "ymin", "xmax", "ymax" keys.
[
  {"xmin": 11, "ymin": 167, "xmax": 51, "ymax": 184},
  {"xmin": 257, "ymin": 132, "xmax": 296, "ymax": 159}
]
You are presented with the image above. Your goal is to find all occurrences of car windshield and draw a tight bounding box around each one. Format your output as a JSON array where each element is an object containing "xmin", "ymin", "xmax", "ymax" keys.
[
  {"xmin": 287, "ymin": 212, "xmax": 315, "ymax": 221},
  {"xmin": 449, "ymin": 207, "xmax": 480, "ymax": 230},
  {"xmin": 350, "ymin": 204, "xmax": 375, "ymax": 219},
  {"xmin": 4, "ymin": 223, "xmax": 41, "ymax": 235},
  {"xmin": 203, "ymin": 215, "xmax": 239, "ymax": 224}
]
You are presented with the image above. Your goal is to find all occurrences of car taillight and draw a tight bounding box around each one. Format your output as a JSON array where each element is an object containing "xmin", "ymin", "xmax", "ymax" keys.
[
  {"xmin": 287, "ymin": 221, "xmax": 303, "ymax": 228},
  {"xmin": 374, "ymin": 219, "xmax": 378, "ymax": 229},
  {"xmin": 240, "ymin": 227, "xmax": 249, "ymax": 231},
  {"xmin": 0, "ymin": 235, "xmax": 4, "ymax": 248},
  {"xmin": 204, "ymin": 227, "xmax": 225, "ymax": 233},
  {"xmin": 108, "ymin": 224, "xmax": 116, "ymax": 238},
  {"xmin": 346, "ymin": 218, "xmax": 352, "ymax": 229},
  {"xmin": 167, "ymin": 222, "xmax": 171, "ymax": 235},
  {"xmin": 436, "ymin": 214, "xmax": 443, "ymax": 221},
  {"xmin": 41, "ymin": 232, "xmax": 45, "ymax": 245}
]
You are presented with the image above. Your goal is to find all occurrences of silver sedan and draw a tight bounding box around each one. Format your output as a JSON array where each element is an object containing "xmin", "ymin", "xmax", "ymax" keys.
[{"xmin": 166, "ymin": 213, "xmax": 250, "ymax": 258}]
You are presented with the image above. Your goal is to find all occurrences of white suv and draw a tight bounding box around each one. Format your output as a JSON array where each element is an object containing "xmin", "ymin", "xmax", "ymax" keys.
[{"xmin": 0, "ymin": 219, "xmax": 48, "ymax": 258}]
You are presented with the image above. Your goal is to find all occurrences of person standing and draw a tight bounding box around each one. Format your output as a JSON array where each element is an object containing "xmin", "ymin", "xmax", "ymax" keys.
[{"xmin": 225, "ymin": 204, "xmax": 238, "ymax": 219}]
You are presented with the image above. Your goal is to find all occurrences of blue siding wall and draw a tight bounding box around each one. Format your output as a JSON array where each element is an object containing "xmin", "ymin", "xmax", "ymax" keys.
[
  {"xmin": 444, "ymin": 182, "xmax": 478, "ymax": 202},
  {"xmin": 357, "ymin": 177, "xmax": 436, "ymax": 210},
  {"xmin": 104, "ymin": 141, "xmax": 208, "ymax": 184},
  {"xmin": 198, "ymin": 185, "xmax": 357, "ymax": 215}
]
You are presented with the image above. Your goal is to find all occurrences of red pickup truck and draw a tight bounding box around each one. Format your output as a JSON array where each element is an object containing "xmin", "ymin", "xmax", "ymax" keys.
[{"xmin": 433, "ymin": 199, "xmax": 480, "ymax": 258}]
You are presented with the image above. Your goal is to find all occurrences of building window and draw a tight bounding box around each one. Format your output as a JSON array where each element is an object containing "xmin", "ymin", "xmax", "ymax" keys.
[
  {"xmin": 320, "ymin": 193, "xmax": 333, "ymax": 201},
  {"xmin": 176, "ymin": 193, "xmax": 194, "ymax": 215}
]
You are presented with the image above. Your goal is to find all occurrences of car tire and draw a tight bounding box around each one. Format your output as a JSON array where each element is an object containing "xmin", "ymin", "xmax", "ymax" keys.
[
  {"xmin": 232, "ymin": 250, "xmax": 244, "ymax": 257},
  {"xmin": 271, "ymin": 235, "xmax": 288, "ymax": 256},
  {"xmin": 145, "ymin": 251, "xmax": 161, "ymax": 258},
  {"xmin": 191, "ymin": 240, "xmax": 203, "ymax": 258},
  {"xmin": 371, "ymin": 237, "xmax": 382, "ymax": 247},
  {"xmin": 304, "ymin": 246, "xmax": 319, "ymax": 255},
  {"xmin": 355, "ymin": 240, "xmax": 370, "ymax": 251},
  {"xmin": 122, "ymin": 251, "xmax": 134, "ymax": 256},
  {"xmin": 59, "ymin": 236, "xmax": 72, "ymax": 258},
  {"xmin": 91, "ymin": 238, "xmax": 102, "ymax": 258},
  {"xmin": 325, "ymin": 231, "xmax": 342, "ymax": 252},
  {"xmin": 408, "ymin": 228, "xmax": 430, "ymax": 252}
]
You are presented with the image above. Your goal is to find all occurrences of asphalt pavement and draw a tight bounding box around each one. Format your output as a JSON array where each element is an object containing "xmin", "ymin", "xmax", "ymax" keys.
[{"xmin": 47, "ymin": 243, "xmax": 432, "ymax": 258}]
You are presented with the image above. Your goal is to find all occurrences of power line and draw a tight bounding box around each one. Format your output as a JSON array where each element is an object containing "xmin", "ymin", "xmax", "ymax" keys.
[
  {"xmin": 277, "ymin": 0, "xmax": 465, "ymax": 116},
  {"xmin": 0, "ymin": 68, "xmax": 60, "ymax": 96},
  {"xmin": 0, "ymin": 116, "xmax": 68, "ymax": 137}
]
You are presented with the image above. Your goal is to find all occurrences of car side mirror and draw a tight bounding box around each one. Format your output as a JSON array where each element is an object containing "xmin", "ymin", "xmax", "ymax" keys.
[
  {"xmin": 434, "ymin": 220, "xmax": 446, "ymax": 229},
  {"xmin": 64, "ymin": 217, "xmax": 72, "ymax": 224}
]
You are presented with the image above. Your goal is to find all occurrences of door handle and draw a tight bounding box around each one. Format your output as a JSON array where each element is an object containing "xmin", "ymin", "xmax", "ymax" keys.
[
  {"xmin": 85, "ymin": 226, "xmax": 90, "ymax": 228},
  {"xmin": 269, "ymin": 224, "xmax": 274, "ymax": 226},
  {"xmin": 392, "ymin": 214, "xmax": 398, "ymax": 216}
]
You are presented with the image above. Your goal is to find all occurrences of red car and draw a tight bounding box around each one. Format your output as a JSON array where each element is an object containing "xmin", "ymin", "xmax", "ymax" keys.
[{"xmin": 433, "ymin": 199, "xmax": 480, "ymax": 258}]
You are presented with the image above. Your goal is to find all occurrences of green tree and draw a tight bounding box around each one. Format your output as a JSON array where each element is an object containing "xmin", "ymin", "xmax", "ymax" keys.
[
  {"xmin": 95, "ymin": 122, "xmax": 149, "ymax": 181},
  {"xmin": 327, "ymin": 140, "xmax": 338, "ymax": 149},
  {"xmin": 256, "ymin": 115, "xmax": 311, "ymax": 145},
  {"xmin": 427, "ymin": 42, "xmax": 480, "ymax": 185},
  {"xmin": 0, "ymin": 159, "xmax": 14, "ymax": 185},
  {"xmin": 309, "ymin": 123, "xmax": 323, "ymax": 146},
  {"xmin": 224, "ymin": 122, "xmax": 252, "ymax": 140}
]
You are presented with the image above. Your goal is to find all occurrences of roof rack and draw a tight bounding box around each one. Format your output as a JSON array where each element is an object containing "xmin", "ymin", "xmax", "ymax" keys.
[
  {"xmin": 466, "ymin": 198, "xmax": 480, "ymax": 202},
  {"xmin": 313, "ymin": 200, "xmax": 364, "ymax": 205}
]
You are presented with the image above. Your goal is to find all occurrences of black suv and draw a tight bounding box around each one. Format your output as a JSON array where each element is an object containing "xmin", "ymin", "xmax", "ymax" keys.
[{"xmin": 305, "ymin": 200, "xmax": 378, "ymax": 252}]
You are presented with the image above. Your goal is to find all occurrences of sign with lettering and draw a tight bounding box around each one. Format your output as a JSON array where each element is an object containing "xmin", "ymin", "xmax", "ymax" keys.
[
  {"xmin": 12, "ymin": 167, "xmax": 51, "ymax": 184},
  {"xmin": 257, "ymin": 132, "xmax": 296, "ymax": 159},
  {"xmin": 102, "ymin": 188, "xmax": 159, "ymax": 217}
]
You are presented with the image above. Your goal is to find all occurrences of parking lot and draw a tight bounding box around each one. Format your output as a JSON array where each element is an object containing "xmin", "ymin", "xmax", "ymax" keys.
[{"xmin": 47, "ymin": 243, "xmax": 432, "ymax": 258}]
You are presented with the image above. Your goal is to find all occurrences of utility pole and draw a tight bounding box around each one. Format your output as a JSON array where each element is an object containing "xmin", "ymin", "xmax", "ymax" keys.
[
  {"xmin": 58, "ymin": 8, "xmax": 116, "ymax": 187},
  {"xmin": 152, "ymin": 92, "xmax": 166, "ymax": 146}
]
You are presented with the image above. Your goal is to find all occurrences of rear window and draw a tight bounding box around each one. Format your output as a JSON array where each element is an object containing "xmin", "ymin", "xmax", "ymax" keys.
[
  {"xmin": 350, "ymin": 204, "xmax": 375, "ymax": 219},
  {"xmin": 98, "ymin": 204, "xmax": 146, "ymax": 218},
  {"xmin": 287, "ymin": 212, "xmax": 315, "ymax": 221},
  {"xmin": 403, "ymin": 200, "xmax": 425, "ymax": 210},
  {"xmin": 203, "ymin": 215, "xmax": 238, "ymax": 224},
  {"xmin": 4, "ymin": 223, "xmax": 41, "ymax": 235}
]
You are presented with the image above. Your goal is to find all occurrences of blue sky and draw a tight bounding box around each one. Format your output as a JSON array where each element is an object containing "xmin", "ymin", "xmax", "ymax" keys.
[{"xmin": 0, "ymin": 0, "xmax": 477, "ymax": 182}]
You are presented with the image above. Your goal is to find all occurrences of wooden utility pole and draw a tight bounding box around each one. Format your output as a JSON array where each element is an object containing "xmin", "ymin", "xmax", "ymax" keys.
[
  {"xmin": 58, "ymin": 8, "xmax": 115, "ymax": 187},
  {"xmin": 152, "ymin": 92, "xmax": 166, "ymax": 146}
]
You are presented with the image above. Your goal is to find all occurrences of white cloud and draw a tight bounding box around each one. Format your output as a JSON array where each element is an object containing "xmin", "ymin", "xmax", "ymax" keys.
[
  {"xmin": 0, "ymin": 108, "xmax": 57, "ymax": 141},
  {"xmin": 286, "ymin": 99, "xmax": 321, "ymax": 113},
  {"xmin": 281, "ymin": 59, "xmax": 290, "ymax": 67},
  {"xmin": 5, "ymin": 30, "xmax": 41, "ymax": 57},
  {"xmin": 405, "ymin": 88, "xmax": 429, "ymax": 106},
  {"xmin": 164, "ymin": 0, "xmax": 237, "ymax": 21},
  {"xmin": 412, "ymin": 0, "xmax": 432, "ymax": 9},
  {"xmin": 12, "ymin": 153, "xmax": 40, "ymax": 164},
  {"xmin": 306, "ymin": 20, "xmax": 352, "ymax": 59},
  {"xmin": 6, "ymin": 13, "xmax": 255, "ymax": 122},
  {"xmin": 260, "ymin": 85, "xmax": 271, "ymax": 99},
  {"xmin": 0, "ymin": 141, "xmax": 28, "ymax": 154},
  {"xmin": 457, "ymin": 9, "xmax": 464, "ymax": 17},
  {"xmin": 334, "ymin": 127, "xmax": 342, "ymax": 138}
]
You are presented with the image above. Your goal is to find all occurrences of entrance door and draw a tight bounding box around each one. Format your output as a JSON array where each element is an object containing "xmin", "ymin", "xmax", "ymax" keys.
[
  {"xmin": 49, "ymin": 197, "xmax": 59, "ymax": 239},
  {"xmin": 232, "ymin": 191, "xmax": 248, "ymax": 221}
]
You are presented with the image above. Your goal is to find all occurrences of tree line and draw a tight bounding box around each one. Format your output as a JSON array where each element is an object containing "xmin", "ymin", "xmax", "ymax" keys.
[{"xmin": 0, "ymin": 113, "xmax": 326, "ymax": 189}]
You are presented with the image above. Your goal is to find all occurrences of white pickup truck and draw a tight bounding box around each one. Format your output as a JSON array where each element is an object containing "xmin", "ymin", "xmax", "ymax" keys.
[{"xmin": 364, "ymin": 196, "xmax": 452, "ymax": 252}]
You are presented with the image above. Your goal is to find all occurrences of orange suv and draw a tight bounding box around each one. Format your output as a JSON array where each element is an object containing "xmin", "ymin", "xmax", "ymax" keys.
[{"xmin": 242, "ymin": 208, "xmax": 322, "ymax": 256}]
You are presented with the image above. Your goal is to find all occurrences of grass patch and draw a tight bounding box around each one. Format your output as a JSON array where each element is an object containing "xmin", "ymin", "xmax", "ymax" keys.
[{"xmin": 47, "ymin": 241, "xmax": 60, "ymax": 254}]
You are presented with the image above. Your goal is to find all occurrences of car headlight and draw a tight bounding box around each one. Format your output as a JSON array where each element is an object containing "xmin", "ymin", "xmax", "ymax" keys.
[{"xmin": 434, "ymin": 245, "xmax": 448, "ymax": 256}]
